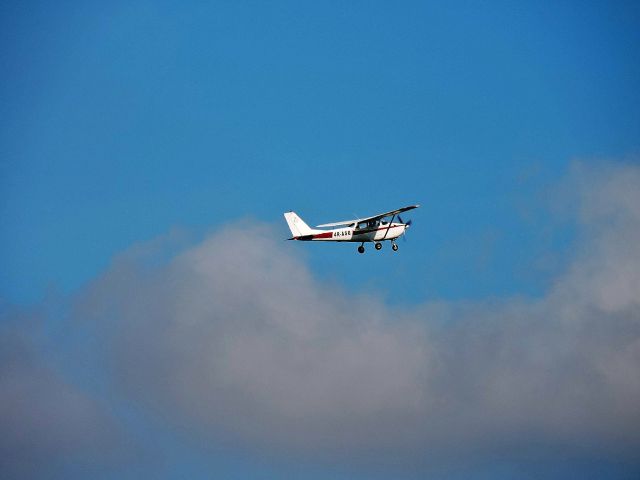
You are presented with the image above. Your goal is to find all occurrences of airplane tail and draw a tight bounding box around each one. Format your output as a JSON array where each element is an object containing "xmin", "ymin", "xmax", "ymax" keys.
[{"xmin": 284, "ymin": 212, "xmax": 317, "ymax": 238}]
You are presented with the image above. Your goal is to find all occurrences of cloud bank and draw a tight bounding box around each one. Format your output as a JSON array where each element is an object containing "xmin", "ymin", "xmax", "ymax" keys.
[
  {"xmin": 2, "ymin": 161, "xmax": 638, "ymax": 476},
  {"xmin": 72, "ymin": 161, "xmax": 640, "ymax": 466}
]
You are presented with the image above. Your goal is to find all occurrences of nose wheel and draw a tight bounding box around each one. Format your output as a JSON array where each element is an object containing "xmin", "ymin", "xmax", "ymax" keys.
[
  {"xmin": 375, "ymin": 242, "xmax": 382, "ymax": 250},
  {"xmin": 392, "ymin": 242, "xmax": 399, "ymax": 251},
  {"xmin": 357, "ymin": 243, "xmax": 365, "ymax": 254}
]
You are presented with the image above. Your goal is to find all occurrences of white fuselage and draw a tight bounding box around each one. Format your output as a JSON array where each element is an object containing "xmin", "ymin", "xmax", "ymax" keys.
[{"xmin": 309, "ymin": 222, "xmax": 407, "ymax": 242}]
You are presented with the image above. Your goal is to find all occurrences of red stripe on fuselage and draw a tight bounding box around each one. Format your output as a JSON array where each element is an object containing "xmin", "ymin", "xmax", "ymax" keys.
[{"xmin": 312, "ymin": 231, "xmax": 334, "ymax": 239}]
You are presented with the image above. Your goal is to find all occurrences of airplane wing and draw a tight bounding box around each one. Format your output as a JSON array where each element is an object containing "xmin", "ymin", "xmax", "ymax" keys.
[{"xmin": 316, "ymin": 204, "xmax": 419, "ymax": 227}]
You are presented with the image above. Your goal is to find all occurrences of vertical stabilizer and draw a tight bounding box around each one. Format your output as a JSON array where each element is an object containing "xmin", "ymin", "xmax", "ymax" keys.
[{"xmin": 284, "ymin": 212, "xmax": 317, "ymax": 237}]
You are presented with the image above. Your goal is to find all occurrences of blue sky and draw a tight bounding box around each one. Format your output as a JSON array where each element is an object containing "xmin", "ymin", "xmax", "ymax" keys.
[{"xmin": 1, "ymin": 2, "xmax": 640, "ymax": 479}]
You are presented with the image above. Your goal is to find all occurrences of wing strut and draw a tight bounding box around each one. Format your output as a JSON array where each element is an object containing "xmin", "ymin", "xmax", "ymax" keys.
[{"xmin": 381, "ymin": 214, "xmax": 396, "ymax": 240}]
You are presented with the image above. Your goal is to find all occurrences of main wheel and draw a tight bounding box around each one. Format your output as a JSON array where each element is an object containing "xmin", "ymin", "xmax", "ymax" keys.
[
  {"xmin": 392, "ymin": 243, "xmax": 399, "ymax": 251},
  {"xmin": 358, "ymin": 245, "xmax": 365, "ymax": 254},
  {"xmin": 375, "ymin": 242, "xmax": 382, "ymax": 250}
]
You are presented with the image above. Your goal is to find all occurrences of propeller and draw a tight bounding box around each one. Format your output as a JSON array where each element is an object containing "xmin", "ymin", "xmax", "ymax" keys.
[
  {"xmin": 397, "ymin": 215, "xmax": 413, "ymax": 242},
  {"xmin": 398, "ymin": 215, "xmax": 412, "ymax": 227}
]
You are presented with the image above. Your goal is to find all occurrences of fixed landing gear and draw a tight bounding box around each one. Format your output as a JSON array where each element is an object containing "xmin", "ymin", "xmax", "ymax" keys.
[{"xmin": 358, "ymin": 242, "xmax": 396, "ymax": 253}]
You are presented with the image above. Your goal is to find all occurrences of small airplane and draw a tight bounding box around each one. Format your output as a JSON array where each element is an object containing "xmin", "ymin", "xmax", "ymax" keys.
[{"xmin": 284, "ymin": 205, "xmax": 419, "ymax": 253}]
